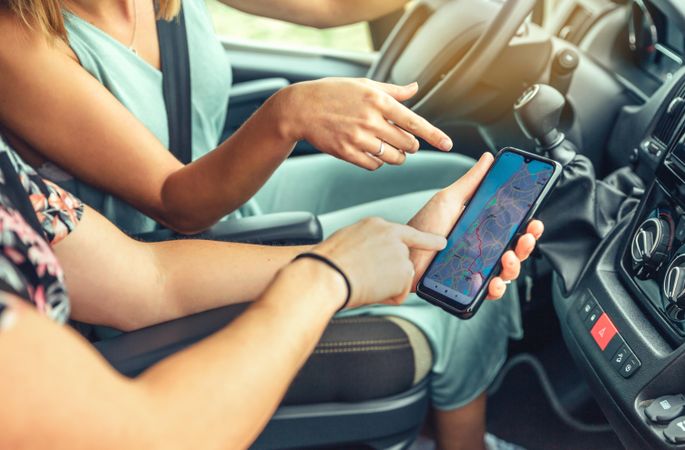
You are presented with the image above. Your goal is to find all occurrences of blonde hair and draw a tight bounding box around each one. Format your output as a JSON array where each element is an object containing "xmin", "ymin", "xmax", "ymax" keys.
[{"xmin": 2, "ymin": 0, "xmax": 181, "ymax": 40}]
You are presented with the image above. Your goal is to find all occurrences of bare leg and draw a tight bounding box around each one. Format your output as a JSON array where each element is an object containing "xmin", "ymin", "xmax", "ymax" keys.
[{"xmin": 433, "ymin": 392, "xmax": 487, "ymax": 450}]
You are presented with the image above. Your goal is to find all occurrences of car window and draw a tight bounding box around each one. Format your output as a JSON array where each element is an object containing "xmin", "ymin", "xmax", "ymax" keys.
[{"xmin": 205, "ymin": 0, "xmax": 373, "ymax": 53}]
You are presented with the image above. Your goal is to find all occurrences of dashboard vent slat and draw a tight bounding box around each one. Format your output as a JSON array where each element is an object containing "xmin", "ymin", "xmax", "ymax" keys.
[{"xmin": 654, "ymin": 78, "xmax": 685, "ymax": 146}]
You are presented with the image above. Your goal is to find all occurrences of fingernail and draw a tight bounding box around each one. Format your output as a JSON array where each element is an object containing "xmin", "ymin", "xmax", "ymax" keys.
[
  {"xmin": 406, "ymin": 82, "xmax": 419, "ymax": 89},
  {"xmin": 440, "ymin": 137, "xmax": 453, "ymax": 151}
]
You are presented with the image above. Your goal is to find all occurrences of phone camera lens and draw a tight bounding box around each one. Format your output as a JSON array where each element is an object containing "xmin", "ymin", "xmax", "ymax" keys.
[{"xmin": 524, "ymin": 157, "xmax": 532, "ymax": 163}]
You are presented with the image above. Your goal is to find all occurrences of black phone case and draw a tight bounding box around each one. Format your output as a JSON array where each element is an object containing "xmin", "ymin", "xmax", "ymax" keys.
[{"xmin": 416, "ymin": 147, "xmax": 562, "ymax": 319}]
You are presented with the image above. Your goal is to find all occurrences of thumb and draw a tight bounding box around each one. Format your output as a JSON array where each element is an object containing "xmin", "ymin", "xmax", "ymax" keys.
[
  {"xmin": 447, "ymin": 152, "xmax": 494, "ymax": 203},
  {"xmin": 371, "ymin": 81, "xmax": 419, "ymax": 102}
]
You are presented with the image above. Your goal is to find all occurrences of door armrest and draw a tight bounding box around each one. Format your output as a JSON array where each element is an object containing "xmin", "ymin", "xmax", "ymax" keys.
[
  {"xmin": 94, "ymin": 304, "xmax": 248, "ymax": 377},
  {"xmin": 229, "ymin": 77, "xmax": 290, "ymax": 106},
  {"xmin": 225, "ymin": 78, "xmax": 290, "ymax": 136},
  {"xmin": 135, "ymin": 212, "xmax": 322, "ymax": 245}
]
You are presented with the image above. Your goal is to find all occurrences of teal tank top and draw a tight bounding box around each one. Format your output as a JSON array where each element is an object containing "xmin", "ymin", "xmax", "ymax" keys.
[{"xmin": 45, "ymin": 0, "xmax": 232, "ymax": 233}]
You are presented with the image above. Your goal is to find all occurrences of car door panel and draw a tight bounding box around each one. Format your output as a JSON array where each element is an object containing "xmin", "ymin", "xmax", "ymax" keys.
[
  {"xmin": 221, "ymin": 39, "xmax": 375, "ymax": 154},
  {"xmin": 222, "ymin": 38, "xmax": 374, "ymax": 84}
]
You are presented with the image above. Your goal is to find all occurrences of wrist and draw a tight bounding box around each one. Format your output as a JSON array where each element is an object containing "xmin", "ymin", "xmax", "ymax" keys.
[
  {"xmin": 266, "ymin": 257, "xmax": 348, "ymax": 314},
  {"xmin": 266, "ymin": 84, "xmax": 305, "ymax": 143}
]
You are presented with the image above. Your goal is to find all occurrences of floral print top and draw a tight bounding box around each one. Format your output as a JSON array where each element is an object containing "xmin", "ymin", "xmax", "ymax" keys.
[{"xmin": 0, "ymin": 136, "xmax": 84, "ymax": 323}]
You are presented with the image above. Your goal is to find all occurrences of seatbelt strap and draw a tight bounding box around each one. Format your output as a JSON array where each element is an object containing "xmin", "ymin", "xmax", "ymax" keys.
[{"xmin": 157, "ymin": 9, "xmax": 193, "ymax": 164}]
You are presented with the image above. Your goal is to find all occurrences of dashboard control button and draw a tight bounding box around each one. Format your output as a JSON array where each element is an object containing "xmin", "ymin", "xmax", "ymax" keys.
[
  {"xmin": 630, "ymin": 147, "xmax": 639, "ymax": 163},
  {"xmin": 550, "ymin": 49, "xmax": 579, "ymax": 94},
  {"xmin": 664, "ymin": 417, "xmax": 685, "ymax": 444},
  {"xmin": 620, "ymin": 356, "xmax": 640, "ymax": 378},
  {"xmin": 640, "ymin": 139, "xmax": 662, "ymax": 159},
  {"xmin": 579, "ymin": 296, "xmax": 597, "ymax": 320},
  {"xmin": 553, "ymin": 48, "xmax": 579, "ymax": 75},
  {"xmin": 603, "ymin": 336, "xmax": 623, "ymax": 362},
  {"xmin": 590, "ymin": 313, "xmax": 618, "ymax": 351},
  {"xmin": 631, "ymin": 217, "xmax": 672, "ymax": 279},
  {"xmin": 611, "ymin": 346, "xmax": 631, "ymax": 371},
  {"xmin": 664, "ymin": 254, "xmax": 685, "ymax": 309},
  {"xmin": 646, "ymin": 395, "xmax": 685, "ymax": 423},
  {"xmin": 584, "ymin": 307, "xmax": 601, "ymax": 330},
  {"xmin": 647, "ymin": 140, "xmax": 662, "ymax": 156}
]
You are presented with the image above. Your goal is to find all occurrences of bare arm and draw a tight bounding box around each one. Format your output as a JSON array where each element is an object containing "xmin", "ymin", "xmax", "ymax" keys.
[
  {"xmin": 0, "ymin": 17, "xmax": 452, "ymax": 234},
  {"xmin": 3, "ymin": 211, "xmax": 448, "ymax": 448},
  {"xmin": 0, "ymin": 259, "xmax": 345, "ymax": 449},
  {"xmin": 1, "ymin": 158, "xmax": 544, "ymax": 446},
  {"xmin": 0, "ymin": 17, "xmax": 295, "ymax": 234},
  {"xmin": 55, "ymin": 205, "xmax": 310, "ymax": 330},
  {"xmin": 56, "ymin": 156, "xmax": 540, "ymax": 332},
  {"xmin": 220, "ymin": 0, "xmax": 408, "ymax": 28}
]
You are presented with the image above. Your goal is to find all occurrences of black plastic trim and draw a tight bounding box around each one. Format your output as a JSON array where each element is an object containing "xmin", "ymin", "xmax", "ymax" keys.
[
  {"xmin": 134, "ymin": 212, "xmax": 322, "ymax": 245},
  {"xmin": 252, "ymin": 379, "xmax": 429, "ymax": 449}
]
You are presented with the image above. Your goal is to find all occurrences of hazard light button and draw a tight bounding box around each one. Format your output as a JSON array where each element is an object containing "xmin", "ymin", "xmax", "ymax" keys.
[{"xmin": 590, "ymin": 313, "xmax": 618, "ymax": 351}]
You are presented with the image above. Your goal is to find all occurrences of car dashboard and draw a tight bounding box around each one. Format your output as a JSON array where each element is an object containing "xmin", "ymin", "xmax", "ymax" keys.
[
  {"xmin": 554, "ymin": 64, "xmax": 685, "ymax": 448},
  {"xmin": 536, "ymin": 2, "xmax": 685, "ymax": 447}
]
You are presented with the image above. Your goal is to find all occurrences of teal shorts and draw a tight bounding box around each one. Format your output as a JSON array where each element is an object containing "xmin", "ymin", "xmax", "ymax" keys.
[{"xmin": 253, "ymin": 152, "xmax": 523, "ymax": 410}]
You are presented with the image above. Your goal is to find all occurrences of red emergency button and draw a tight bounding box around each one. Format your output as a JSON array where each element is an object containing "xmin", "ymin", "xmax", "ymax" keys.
[{"xmin": 591, "ymin": 313, "xmax": 618, "ymax": 351}]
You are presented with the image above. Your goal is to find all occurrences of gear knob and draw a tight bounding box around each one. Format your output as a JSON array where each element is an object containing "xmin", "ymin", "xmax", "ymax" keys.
[{"xmin": 514, "ymin": 84, "xmax": 566, "ymax": 151}]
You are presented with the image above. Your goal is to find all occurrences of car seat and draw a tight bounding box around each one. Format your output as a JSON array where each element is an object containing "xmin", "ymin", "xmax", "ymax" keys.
[{"xmin": 91, "ymin": 218, "xmax": 433, "ymax": 449}]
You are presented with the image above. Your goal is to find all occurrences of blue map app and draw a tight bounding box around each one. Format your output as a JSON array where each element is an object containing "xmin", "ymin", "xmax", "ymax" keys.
[{"xmin": 422, "ymin": 151, "xmax": 554, "ymax": 306}]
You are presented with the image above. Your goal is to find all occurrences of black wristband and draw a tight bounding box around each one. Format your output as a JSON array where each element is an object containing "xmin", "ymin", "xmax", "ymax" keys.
[{"xmin": 293, "ymin": 252, "xmax": 351, "ymax": 311}]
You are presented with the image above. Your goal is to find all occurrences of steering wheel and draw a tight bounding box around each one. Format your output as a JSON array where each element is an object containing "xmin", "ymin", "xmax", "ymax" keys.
[{"xmin": 368, "ymin": 0, "xmax": 537, "ymax": 121}]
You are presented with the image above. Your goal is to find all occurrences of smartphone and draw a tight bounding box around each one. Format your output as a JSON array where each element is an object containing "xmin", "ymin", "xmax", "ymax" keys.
[{"xmin": 416, "ymin": 147, "xmax": 561, "ymax": 319}]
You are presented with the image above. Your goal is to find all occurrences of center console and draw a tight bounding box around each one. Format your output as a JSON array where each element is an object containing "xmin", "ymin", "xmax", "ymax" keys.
[
  {"xmin": 554, "ymin": 71, "xmax": 685, "ymax": 449},
  {"xmin": 623, "ymin": 137, "xmax": 685, "ymax": 344}
]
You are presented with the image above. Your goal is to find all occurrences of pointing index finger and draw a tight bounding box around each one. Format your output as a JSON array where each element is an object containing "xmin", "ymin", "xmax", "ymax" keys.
[
  {"xmin": 381, "ymin": 100, "xmax": 453, "ymax": 151},
  {"xmin": 395, "ymin": 224, "xmax": 447, "ymax": 251}
]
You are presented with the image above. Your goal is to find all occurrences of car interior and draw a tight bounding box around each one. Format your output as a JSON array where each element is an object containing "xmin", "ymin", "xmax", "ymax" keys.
[{"xmin": 79, "ymin": 0, "xmax": 685, "ymax": 448}]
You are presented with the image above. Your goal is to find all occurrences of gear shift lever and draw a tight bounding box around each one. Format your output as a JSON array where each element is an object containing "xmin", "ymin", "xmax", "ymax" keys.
[
  {"xmin": 511, "ymin": 85, "xmax": 642, "ymax": 296},
  {"xmin": 514, "ymin": 84, "xmax": 576, "ymax": 166}
]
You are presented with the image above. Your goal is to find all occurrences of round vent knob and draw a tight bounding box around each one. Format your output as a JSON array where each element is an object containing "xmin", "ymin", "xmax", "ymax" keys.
[
  {"xmin": 664, "ymin": 255, "xmax": 685, "ymax": 309},
  {"xmin": 631, "ymin": 217, "xmax": 672, "ymax": 279},
  {"xmin": 667, "ymin": 97, "xmax": 685, "ymax": 116}
]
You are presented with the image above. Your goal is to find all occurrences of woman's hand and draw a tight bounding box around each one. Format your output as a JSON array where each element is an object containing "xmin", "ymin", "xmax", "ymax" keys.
[
  {"xmin": 311, "ymin": 218, "xmax": 447, "ymax": 309},
  {"xmin": 276, "ymin": 78, "xmax": 453, "ymax": 170},
  {"xmin": 408, "ymin": 152, "xmax": 544, "ymax": 300}
]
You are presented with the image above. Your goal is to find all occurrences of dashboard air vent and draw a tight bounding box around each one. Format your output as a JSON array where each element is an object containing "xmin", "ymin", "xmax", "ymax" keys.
[{"xmin": 654, "ymin": 78, "xmax": 685, "ymax": 146}]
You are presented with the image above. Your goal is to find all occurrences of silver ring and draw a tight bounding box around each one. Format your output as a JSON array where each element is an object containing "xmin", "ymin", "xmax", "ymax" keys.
[
  {"xmin": 373, "ymin": 140, "xmax": 385, "ymax": 157},
  {"xmin": 503, "ymin": 280, "xmax": 512, "ymax": 285}
]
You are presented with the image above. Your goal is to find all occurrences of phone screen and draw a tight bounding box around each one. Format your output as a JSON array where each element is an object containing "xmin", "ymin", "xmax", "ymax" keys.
[{"xmin": 421, "ymin": 151, "xmax": 555, "ymax": 306}]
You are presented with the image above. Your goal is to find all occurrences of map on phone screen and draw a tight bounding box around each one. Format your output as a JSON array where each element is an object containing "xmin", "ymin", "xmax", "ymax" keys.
[{"xmin": 423, "ymin": 152, "xmax": 554, "ymax": 305}]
